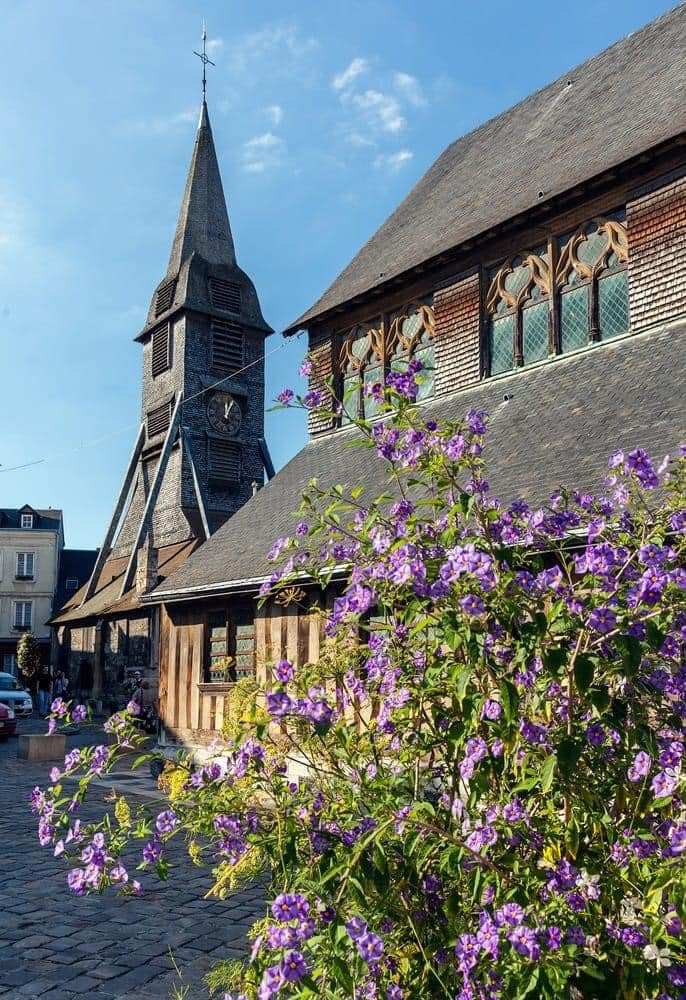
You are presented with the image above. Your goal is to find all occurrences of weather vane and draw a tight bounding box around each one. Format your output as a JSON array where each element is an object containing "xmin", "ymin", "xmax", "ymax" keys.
[{"xmin": 194, "ymin": 22, "xmax": 215, "ymax": 99}]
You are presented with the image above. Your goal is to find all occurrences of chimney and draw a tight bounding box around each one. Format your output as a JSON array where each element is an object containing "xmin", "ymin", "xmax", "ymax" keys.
[{"xmin": 135, "ymin": 540, "xmax": 159, "ymax": 595}]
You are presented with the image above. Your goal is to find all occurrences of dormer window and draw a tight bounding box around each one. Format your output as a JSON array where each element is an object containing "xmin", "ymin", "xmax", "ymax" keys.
[{"xmin": 20, "ymin": 514, "xmax": 33, "ymax": 529}]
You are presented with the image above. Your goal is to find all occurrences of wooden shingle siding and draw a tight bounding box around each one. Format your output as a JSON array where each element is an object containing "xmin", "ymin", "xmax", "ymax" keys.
[
  {"xmin": 627, "ymin": 170, "xmax": 686, "ymax": 333},
  {"xmin": 433, "ymin": 269, "xmax": 482, "ymax": 396},
  {"xmin": 307, "ymin": 335, "xmax": 335, "ymax": 436}
]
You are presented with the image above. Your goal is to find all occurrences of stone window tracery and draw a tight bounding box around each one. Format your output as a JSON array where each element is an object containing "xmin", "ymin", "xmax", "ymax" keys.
[
  {"xmin": 485, "ymin": 212, "xmax": 628, "ymax": 377},
  {"xmin": 338, "ymin": 299, "xmax": 434, "ymax": 424}
]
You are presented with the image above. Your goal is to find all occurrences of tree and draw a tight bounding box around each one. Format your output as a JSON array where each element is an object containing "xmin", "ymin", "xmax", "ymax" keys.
[
  {"xmin": 17, "ymin": 632, "xmax": 41, "ymax": 690},
  {"xmin": 35, "ymin": 365, "xmax": 686, "ymax": 999}
]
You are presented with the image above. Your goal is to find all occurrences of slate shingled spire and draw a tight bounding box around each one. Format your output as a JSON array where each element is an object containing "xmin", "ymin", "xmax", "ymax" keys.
[{"xmin": 167, "ymin": 100, "xmax": 236, "ymax": 274}]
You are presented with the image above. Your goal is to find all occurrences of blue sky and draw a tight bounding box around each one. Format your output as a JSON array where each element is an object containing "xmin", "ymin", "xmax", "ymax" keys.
[{"xmin": 0, "ymin": 0, "xmax": 674, "ymax": 548}]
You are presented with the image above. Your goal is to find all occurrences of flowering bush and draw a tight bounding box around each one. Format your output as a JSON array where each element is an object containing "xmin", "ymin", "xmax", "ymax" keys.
[{"xmin": 35, "ymin": 366, "xmax": 686, "ymax": 999}]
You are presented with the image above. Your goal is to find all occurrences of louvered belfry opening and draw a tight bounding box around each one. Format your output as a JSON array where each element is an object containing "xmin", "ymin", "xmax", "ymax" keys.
[
  {"xmin": 147, "ymin": 400, "xmax": 172, "ymax": 439},
  {"xmin": 209, "ymin": 277, "xmax": 241, "ymax": 314},
  {"xmin": 151, "ymin": 323, "xmax": 170, "ymax": 377},
  {"xmin": 209, "ymin": 439, "xmax": 241, "ymax": 482},
  {"xmin": 154, "ymin": 278, "xmax": 177, "ymax": 317},
  {"xmin": 211, "ymin": 318, "xmax": 244, "ymax": 375}
]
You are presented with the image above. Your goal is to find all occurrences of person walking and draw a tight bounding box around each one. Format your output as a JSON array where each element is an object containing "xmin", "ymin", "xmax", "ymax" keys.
[
  {"xmin": 37, "ymin": 670, "xmax": 51, "ymax": 716},
  {"xmin": 53, "ymin": 670, "xmax": 69, "ymax": 700}
]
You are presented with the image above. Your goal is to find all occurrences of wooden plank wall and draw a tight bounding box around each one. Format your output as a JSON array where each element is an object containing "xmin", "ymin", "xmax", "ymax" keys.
[{"xmin": 159, "ymin": 599, "xmax": 325, "ymax": 744}]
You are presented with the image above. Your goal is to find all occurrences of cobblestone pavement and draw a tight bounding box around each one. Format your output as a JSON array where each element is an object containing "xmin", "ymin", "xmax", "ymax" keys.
[{"xmin": 0, "ymin": 718, "xmax": 263, "ymax": 999}]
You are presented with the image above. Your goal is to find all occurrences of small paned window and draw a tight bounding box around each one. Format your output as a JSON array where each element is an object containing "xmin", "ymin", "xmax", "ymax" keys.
[
  {"xmin": 485, "ymin": 212, "xmax": 629, "ymax": 377},
  {"xmin": 20, "ymin": 514, "xmax": 33, "ymax": 529},
  {"xmin": 154, "ymin": 278, "xmax": 176, "ymax": 317},
  {"xmin": 486, "ymin": 247, "xmax": 551, "ymax": 372},
  {"xmin": 211, "ymin": 319, "xmax": 244, "ymax": 375},
  {"xmin": 151, "ymin": 323, "xmax": 171, "ymax": 377},
  {"xmin": 205, "ymin": 605, "xmax": 256, "ymax": 682},
  {"xmin": 15, "ymin": 553, "xmax": 35, "ymax": 579},
  {"xmin": 209, "ymin": 439, "xmax": 241, "ymax": 482},
  {"xmin": 338, "ymin": 299, "xmax": 434, "ymax": 424},
  {"xmin": 147, "ymin": 401, "xmax": 172, "ymax": 439},
  {"xmin": 65, "ymin": 578, "xmax": 79, "ymax": 591},
  {"xmin": 14, "ymin": 601, "xmax": 32, "ymax": 629}
]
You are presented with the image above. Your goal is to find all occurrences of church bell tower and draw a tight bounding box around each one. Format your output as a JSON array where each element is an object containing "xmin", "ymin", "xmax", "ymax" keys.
[{"xmin": 82, "ymin": 96, "xmax": 272, "ymax": 604}]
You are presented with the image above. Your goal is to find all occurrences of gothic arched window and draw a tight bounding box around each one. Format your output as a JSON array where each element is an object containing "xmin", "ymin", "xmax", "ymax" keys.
[
  {"xmin": 338, "ymin": 299, "xmax": 434, "ymax": 424},
  {"xmin": 556, "ymin": 216, "xmax": 629, "ymax": 351},
  {"xmin": 485, "ymin": 212, "xmax": 629, "ymax": 377}
]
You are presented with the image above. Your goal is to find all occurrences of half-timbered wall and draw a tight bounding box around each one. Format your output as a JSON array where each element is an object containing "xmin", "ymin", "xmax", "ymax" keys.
[{"xmin": 159, "ymin": 597, "xmax": 324, "ymax": 743}]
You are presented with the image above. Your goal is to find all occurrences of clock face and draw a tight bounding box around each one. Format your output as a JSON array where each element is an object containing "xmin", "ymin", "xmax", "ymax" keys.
[{"xmin": 207, "ymin": 392, "xmax": 242, "ymax": 437}]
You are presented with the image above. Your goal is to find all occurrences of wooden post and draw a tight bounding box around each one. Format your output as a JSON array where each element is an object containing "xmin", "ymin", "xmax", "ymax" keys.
[
  {"xmin": 81, "ymin": 423, "xmax": 146, "ymax": 605},
  {"xmin": 119, "ymin": 394, "xmax": 184, "ymax": 598}
]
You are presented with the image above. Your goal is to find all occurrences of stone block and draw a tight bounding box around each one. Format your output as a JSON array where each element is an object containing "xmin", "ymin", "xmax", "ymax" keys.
[{"xmin": 17, "ymin": 734, "xmax": 66, "ymax": 762}]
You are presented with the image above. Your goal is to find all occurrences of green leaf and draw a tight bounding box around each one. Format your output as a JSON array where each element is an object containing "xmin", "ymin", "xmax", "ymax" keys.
[
  {"xmin": 574, "ymin": 655, "xmax": 595, "ymax": 694},
  {"xmin": 499, "ymin": 679, "xmax": 519, "ymax": 725},
  {"xmin": 455, "ymin": 665, "xmax": 472, "ymax": 702},
  {"xmin": 541, "ymin": 754, "xmax": 556, "ymax": 793},
  {"xmin": 557, "ymin": 737, "xmax": 582, "ymax": 780}
]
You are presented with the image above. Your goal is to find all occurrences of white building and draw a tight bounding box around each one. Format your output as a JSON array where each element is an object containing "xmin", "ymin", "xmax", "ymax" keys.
[{"xmin": 0, "ymin": 506, "xmax": 64, "ymax": 676}]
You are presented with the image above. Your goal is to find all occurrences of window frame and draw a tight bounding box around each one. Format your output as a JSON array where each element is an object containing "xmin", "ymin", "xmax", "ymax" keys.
[
  {"xmin": 484, "ymin": 211, "xmax": 629, "ymax": 378},
  {"xmin": 337, "ymin": 298, "xmax": 435, "ymax": 425},
  {"xmin": 65, "ymin": 578, "xmax": 79, "ymax": 591},
  {"xmin": 13, "ymin": 600, "xmax": 33, "ymax": 630},
  {"xmin": 203, "ymin": 602, "xmax": 256, "ymax": 685},
  {"xmin": 20, "ymin": 513, "xmax": 33, "ymax": 529},
  {"xmin": 15, "ymin": 552, "xmax": 35, "ymax": 580}
]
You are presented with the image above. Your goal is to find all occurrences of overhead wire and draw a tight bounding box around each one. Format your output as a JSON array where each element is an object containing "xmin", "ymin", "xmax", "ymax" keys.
[{"xmin": 0, "ymin": 333, "xmax": 300, "ymax": 475}]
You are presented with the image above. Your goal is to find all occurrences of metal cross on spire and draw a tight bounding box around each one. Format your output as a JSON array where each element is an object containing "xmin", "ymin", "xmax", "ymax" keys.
[{"xmin": 194, "ymin": 22, "xmax": 215, "ymax": 99}]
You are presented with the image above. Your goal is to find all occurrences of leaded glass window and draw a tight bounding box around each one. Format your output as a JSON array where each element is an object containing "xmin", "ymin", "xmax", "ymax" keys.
[
  {"xmin": 486, "ymin": 248, "xmax": 551, "ymax": 374},
  {"xmin": 338, "ymin": 299, "xmax": 434, "ymax": 422},
  {"xmin": 485, "ymin": 211, "xmax": 629, "ymax": 377}
]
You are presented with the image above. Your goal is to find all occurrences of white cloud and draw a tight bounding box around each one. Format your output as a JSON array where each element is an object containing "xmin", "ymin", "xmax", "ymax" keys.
[
  {"xmin": 394, "ymin": 71, "xmax": 427, "ymax": 108},
  {"xmin": 264, "ymin": 104, "xmax": 284, "ymax": 127},
  {"xmin": 333, "ymin": 57, "xmax": 368, "ymax": 92},
  {"xmin": 352, "ymin": 89, "xmax": 405, "ymax": 134},
  {"xmin": 206, "ymin": 36, "xmax": 224, "ymax": 56},
  {"xmin": 241, "ymin": 132, "xmax": 287, "ymax": 173},
  {"xmin": 136, "ymin": 109, "xmax": 197, "ymax": 135},
  {"xmin": 373, "ymin": 150, "xmax": 414, "ymax": 172},
  {"xmin": 239, "ymin": 24, "xmax": 318, "ymax": 64}
]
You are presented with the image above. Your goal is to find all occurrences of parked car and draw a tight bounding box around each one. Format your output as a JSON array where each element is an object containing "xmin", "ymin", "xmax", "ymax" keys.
[
  {"xmin": 0, "ymin": 673, "xmax": 33, "ymax": 718},
  {"xmin": 0, "ymin": 702, "xmax": 17, "ymax": 739}
]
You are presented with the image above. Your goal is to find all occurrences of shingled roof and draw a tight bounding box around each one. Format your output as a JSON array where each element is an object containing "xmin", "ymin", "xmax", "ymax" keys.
[
  {"xmin": 145, "ymin": 322, "xmax": 686, "ymax": 602},
  {"xmin": 286, "ymin": 4, "xmax": 686, "ymax": 333}
]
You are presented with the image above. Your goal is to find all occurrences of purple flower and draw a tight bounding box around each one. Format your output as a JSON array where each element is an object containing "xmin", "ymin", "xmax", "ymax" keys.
[
  {"xmin": 356, "ymin": 931, "xmax": 384, "ymax": 963},
  {"xmin": 266, "ymin": 691, "xmax": 292, "ymax": 717},
  {"xmin": 628, "ymin": 750, "xmax": 651, "ymax": 782},
  {"xmin": 461, "ymin": 594, "xmax": 485, "ymax": 617},
  {"xmin": 67, "ymin": 868, "xmax": 87, "ymax": 896},
  {"xmin": 507, "ymin": 924, "xmax": 540, "ymax": 960},
  {"xmin": 143, "ymin": 840, "xmax": 162, "ymax": 864},
  {"xmin": 651, "ymin": 770, "xmax": 678, "ymax": 799},
  {"xmin": 274, "ymin": 660, "xmax": 294, "ymax": 684},
  {"xmin": 481, "ymin": 699, "xmax": 502, "ymax": 721},
  {"xmin": 271, "ymin": 893, "xmax": 308, "ymax": 922},
  {"xmin": 299, "ymin": 359, "xmax": 313, "ymax": 377},
  {"xmin": 387, "ymin": 987, "xmax": 403, "ymax": 1000},
  {"xmin": 126, "ymin": 699, "xmax": 140, "ymax": 716},
  {"xmin": 588, "ymin": 606, "xmax": 617, "ymax": 634},
  {"xmin": 276, "ymin": 388, "xmax": 294, "ymax": 406},
  {"xmin": 50, "ymin": 698, "xmax": 68, "ymax": 718},
  {"xmin": 155, "ymin": 810, "xmax": 178, "ymax": 834},
  {"xmin": 281, "ymin": 950, "xmax": 307, "ymax": 982},
  {"xmin": 346, "ymin": 916, "xmax": 368, "ymax": 940},
  {"xmin": 47, "ymin": 718, "xmax": 57, "ymax": 734},
  {"xmin": 303, "ymin": 390, "xmax": 323, "ymax": 409},
  {"xmin": 71, "ymin": 704, "xmax": 87, "ymax": 723}
]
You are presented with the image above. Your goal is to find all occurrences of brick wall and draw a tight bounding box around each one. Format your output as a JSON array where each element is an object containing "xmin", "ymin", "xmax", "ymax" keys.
[
  {"xmin": 307, "ymin": 334, "xmax": 335, "ymax": 436},
  {"xmin": 627, "ymin": 169, "xmax": 686, "ymax": 332},
  {"xmin": 433, "ymin": 269, "xmax": 482, "ymax": 396}
]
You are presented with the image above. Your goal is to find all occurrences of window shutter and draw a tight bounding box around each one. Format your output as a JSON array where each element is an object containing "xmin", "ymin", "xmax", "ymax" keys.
[
  {"xmin": 209, "ymin": 440, "xmax": 241, "ymax": 482},
  {"xmin": 209, "ymin": 277, "xmax": 241, "ymax": 314},
  {"xmin": 154, "ymin": 278, "xmax": 177, "ymax": 317},
  {"xmin": 151, "ymin": 324, "xmax": 170, "ymax": 377},
  {"xmin": 147, "ymin": 400, "xmax": 172, "ymax": 439},
  {"xmin": 211, "ymin": 319, "xmax": 244, "ymax": 375}
]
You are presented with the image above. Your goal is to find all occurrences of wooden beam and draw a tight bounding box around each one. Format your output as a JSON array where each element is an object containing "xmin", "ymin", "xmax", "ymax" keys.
[
  {"xmin": 181, "ymin": 425, "xmax": 212, "ymax": 541},
  {"xmin": 119, "ymin": 394, "xmax": 184, "ymax": 598},
  {"xmin": 81, "ymin": 423, "xmax": 146, "ymax": 605}
]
